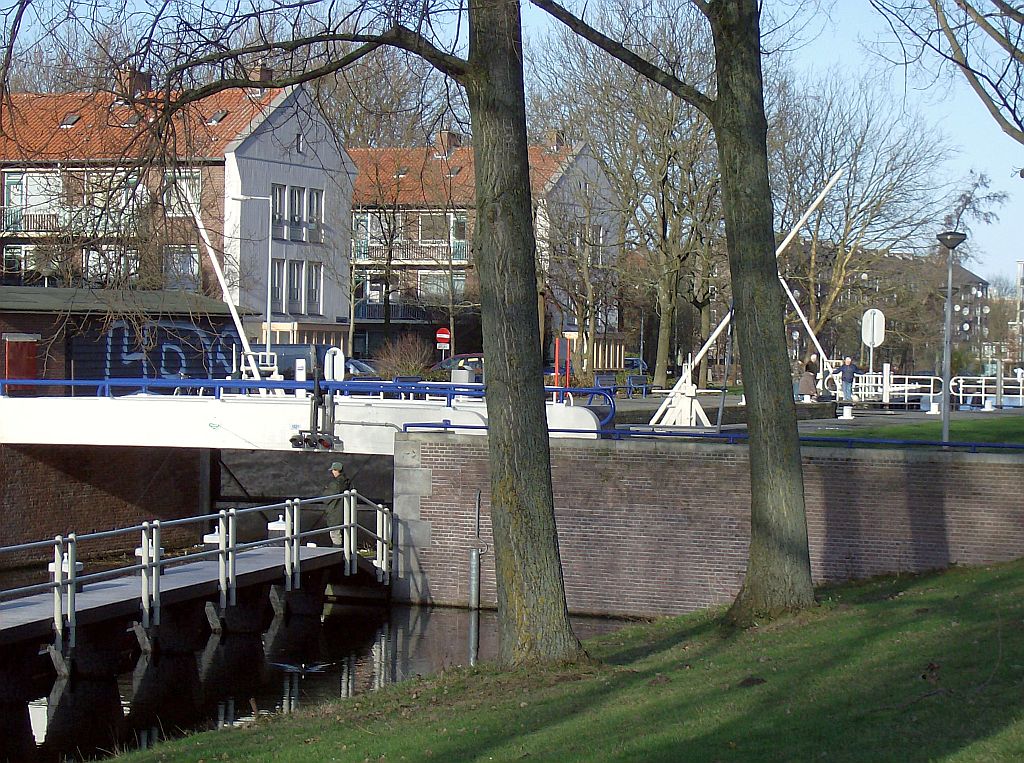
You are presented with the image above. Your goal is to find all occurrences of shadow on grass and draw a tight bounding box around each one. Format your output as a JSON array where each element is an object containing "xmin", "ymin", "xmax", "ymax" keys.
[{"xmin": 385, "ymin": 563, "xmax": 1024, "ymax": 762}]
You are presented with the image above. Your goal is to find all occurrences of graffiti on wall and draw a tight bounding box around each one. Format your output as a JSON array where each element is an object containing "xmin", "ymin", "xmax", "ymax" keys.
[{"xmin": 72, "ymin": 319, "xmax": 242, "ymax": 380}]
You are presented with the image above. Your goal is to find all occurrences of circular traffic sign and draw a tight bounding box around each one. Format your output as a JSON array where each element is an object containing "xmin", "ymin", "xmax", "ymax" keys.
[{"xmin": 435, "ymin": 327, "xmax": 451, "ymax": 343}]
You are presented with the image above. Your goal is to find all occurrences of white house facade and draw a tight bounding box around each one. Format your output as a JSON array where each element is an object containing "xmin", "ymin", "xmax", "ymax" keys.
[{"xmin": 223, "ymin": 86, "xmax": 356, "ymax": 347}]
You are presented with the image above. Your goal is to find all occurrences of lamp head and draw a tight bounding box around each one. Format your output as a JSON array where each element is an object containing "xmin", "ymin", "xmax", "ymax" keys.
[{"xmin": 937, "ymin": 230, "xmax": 967, "ymax": 250}]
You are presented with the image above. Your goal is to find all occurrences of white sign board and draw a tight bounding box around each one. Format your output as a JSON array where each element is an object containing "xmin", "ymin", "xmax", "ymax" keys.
[
  {"xmin": 437, "ymin": 342, "xmax": 450, "ymax": 350},
  {"xmin": 861, "ymin": 308, "xmax": 885, "ymax": 349}
]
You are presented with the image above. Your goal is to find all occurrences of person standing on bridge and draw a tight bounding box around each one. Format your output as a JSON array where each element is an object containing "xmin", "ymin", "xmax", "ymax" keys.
[
  {"xmin": 833, "ymin": 356, "xmax": 862, "ymax": 401},
  {"xmin": 324, "ymin": 461, "xmax": 353, "ymax": 547}
]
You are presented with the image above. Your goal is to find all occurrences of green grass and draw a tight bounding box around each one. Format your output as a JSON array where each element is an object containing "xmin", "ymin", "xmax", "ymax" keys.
[
  {"xmin": 813, "ymin": 416, "xmax": 1024, "ymax": 446},
  {"xmin": 120, "ymin": 559, "xmax": 1024, "ymax": 762}
]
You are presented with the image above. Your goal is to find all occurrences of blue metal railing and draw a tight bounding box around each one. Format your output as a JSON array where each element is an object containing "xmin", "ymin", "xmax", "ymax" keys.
[
  {"xmin": 401, "ymin": 420, "xmax": 1024, "ymax": 453},
  {"xmin": 0, "ymin": 377, "xmax": 618, "ymax": 425}
]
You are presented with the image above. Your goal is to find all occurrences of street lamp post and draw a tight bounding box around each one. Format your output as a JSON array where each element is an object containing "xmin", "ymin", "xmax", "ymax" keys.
[
  {"xmin": 938, "ymin": 230, "xmax": 967, "ymax": 443},
  {"xmin": 232, "ymin": 195, "xmax": 274, "ymax": 354}
]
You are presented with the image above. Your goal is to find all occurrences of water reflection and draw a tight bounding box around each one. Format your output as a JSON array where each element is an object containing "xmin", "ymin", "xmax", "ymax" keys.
[{"xmin": 6, "ymin": 606, "xmax": 622, "ymax": 762}]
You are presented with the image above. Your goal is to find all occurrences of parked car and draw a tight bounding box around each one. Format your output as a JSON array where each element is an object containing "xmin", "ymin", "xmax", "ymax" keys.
[
  {"xmin": 344, "ymin": 358, "xmax": 378, "ymax": 377},
  {"xmin": 624, "ymin": 357, "xmax": 649, "ymax": 373},
  {"xmin": 248, "ymin": 345, "xmax": 377, "ymax": 380},
  {"xmin": 431, "ymin": 354, "xmax": 485, "ymax": 374}
]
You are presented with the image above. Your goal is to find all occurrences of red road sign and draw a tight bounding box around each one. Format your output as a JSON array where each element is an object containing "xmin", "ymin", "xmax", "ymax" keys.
[{"xmin": 436, "ymin": 327, "xmax": 451, "ymax": 343}]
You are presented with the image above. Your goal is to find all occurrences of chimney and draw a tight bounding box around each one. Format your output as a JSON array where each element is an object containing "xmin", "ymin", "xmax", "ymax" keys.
[
  {"xmin": 256, "ymin": 64, "xmax": 274, "ymax": 84},
  {"xmin": 435, "ymin": 130, "xmax": 463, "ymax": 158},
  {"xmin": 546, "ymin": 129, "xmax": 567, "ymax": 152},
  {"xmin": 115, "ymin": 68, "xmax": 153, "ymax": 99}
]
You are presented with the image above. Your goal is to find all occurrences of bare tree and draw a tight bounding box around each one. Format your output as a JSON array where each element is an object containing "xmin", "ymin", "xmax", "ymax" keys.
[
  {"xmin": 870, "ymin": 0, "xmax": 1024, "ymax": 147},
  {"xmin": 769, "ymin": 69, "xmax": 953, "ymax": 348},
  {"xmin": 529, "ymin": 0, "xmax": 724, "ymax": 387},
  {"xmin": 0, "ymin": 0, "xmax": 584, "ymax": 664},
  {"xmin": 533, "ymin": 0, "xmax": 815, "ymax": 623},
  {"xmin": 313, "ymin": 45, "xmax": 457, "ymax": 148}
]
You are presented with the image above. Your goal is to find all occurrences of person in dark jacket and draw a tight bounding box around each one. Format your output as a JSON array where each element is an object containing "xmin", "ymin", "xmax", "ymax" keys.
[
  {"xmin": 324, "ymin": 461, "xmax": 352, "ymax": 546},
  {"xmin": 833, "ymin": 356, "xmax": 861, "ymax": 401}
]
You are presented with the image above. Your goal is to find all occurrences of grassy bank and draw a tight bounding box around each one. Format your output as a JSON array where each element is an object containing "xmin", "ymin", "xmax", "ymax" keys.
[
  {"xmin": 121, "ymin": 559, "xmax": 1024, "ymax": 762},
  {"xmin": 814, "ymin": 416, "xmax": 1024, "ymax": 446}
]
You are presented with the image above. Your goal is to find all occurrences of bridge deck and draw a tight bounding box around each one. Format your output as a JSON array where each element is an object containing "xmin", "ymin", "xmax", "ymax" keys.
[{"xmin": 0, "ymin": 545, "xmax": 345, "ymax": 647}]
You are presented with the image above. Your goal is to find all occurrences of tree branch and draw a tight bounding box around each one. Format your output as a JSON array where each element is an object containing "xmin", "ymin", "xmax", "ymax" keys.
[
  {"xmin": 957, "ymin": 0, "xmax": 1024, "ymax": 64},
  {"xmin": 529, "ymin": 0, "xmax": 715, "ymax": 118},
  {"xmin": 991, "ymin": 0, "xmax": 1024, "ymax": 27},
  {"xmin": 930, "ymin": 0, "xmax": 1024, "ymax": 143}
]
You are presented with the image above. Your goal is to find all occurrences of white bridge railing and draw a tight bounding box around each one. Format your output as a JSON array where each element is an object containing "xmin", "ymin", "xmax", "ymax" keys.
[
  {"xmin": 0, "ymin": 491, "xmax": 393, "ymax": 651},
  {"xmin": 822, "ymin": 371, "xmax": 1024, "ymax": 409}
]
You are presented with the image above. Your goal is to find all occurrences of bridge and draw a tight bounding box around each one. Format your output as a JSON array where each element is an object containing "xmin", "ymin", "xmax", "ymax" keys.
[
  {"xmin": 0, "ymin": 377, "xmax": 610, "ymax": 455},
  {"xmin": 0, "ymin": 492, "xmax": 394, "ymax": 760},
  {"xmin": 0, "ymin": 490, "xmax": 391, "ymax": 652}
]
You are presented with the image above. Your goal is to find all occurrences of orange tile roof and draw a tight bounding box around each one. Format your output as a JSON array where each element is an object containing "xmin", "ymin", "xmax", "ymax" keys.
[
  {"xmin": 348, "ymin": 144, "xmax": 577, "ymax": 208},
  {"xmin": 0, "ymin": 88, "xmax": 284, "ymax": 164}
]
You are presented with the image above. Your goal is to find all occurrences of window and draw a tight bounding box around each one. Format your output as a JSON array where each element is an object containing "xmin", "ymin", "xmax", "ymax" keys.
[
  {"xmin": 588, "ymin": 224, "xmax": 606, "ymax": 266},
  {"xmin": 307, "ymin": 189, "xmax": 323, "ymax": 243},
  {"xmin": 163, "ymin": 245, "xmax": 200, "ymax": 290},
  {"xmin": 4, "ymin": 174, "xmax": 23, "ymax": 230},
  {"xmin": 287, "ymin": 260, "xmax": 304, "ymax": 313},
  {"xmin": 2, "ymin": 245, "xmax": 25, "ymax": 283},
  {"xmin": 271, "ymin": 258, "xmax": 284, "ymax": 312},
  {"xmin": 59, "ymin": 113, "xmax": 80, "ymax": 129},
  {"xmin": 271, "ymin": 184, "xmax": 286, "ymax": 238},
  {"xmin": 305, "ymin": 261, "xmax": 322, "ymax": 314},
  {"xmin": 289, "ymin": 186, "xmax": 305, "ymax": 240},
  {"xmin": 295, "ymin": 133, "xmax": 304, "ymax": 153},
  {"xmin": 353, "ymin": 211, "xmax": 402, "ymax": 245},
  {"xmin": 162, "ymin": 170, "xmax": 201, "ymax": 218},
  {"xmin": 207, "ymin": 109, "xmax": 228, "ymax": 125},
  {"xmin": 452, "ymin": 213, "xmax": 467, "ymax": 241},
  {"xmin": 419, "ymin": 270, "xmax": 465, "ymax": 300},
  {"xmin": 21, "ymin": 173, "xmax": 61, "ymax": 215},
  {"xmin": 419, "ymin": 212, "xmax": 447, "ymax": 243},
  {"xmin": 82, "ymin": 249, "xmax": 104, "ymax": 282}
]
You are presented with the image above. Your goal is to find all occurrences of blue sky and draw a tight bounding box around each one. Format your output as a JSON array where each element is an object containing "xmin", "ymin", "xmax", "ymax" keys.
[
  {"xmin": 522, "ymin": 2, "xmax": 1022, "ymax": 283},
  {"xmin": 797, "ymin": 3, "xmax": 1022, "ymax": 283}
]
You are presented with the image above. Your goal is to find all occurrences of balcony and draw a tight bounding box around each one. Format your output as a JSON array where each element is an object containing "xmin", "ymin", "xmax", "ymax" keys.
[
  {"xmin": 354, "ymin": 302, "xmax": 430, "ymax": 322},
  {"xmin": 353, "ymin": 239, "xmax": 468, "ymax": 264},
  {"xmin": 1, "ymin": 205, "xmax": 139, "ymax": 237}
]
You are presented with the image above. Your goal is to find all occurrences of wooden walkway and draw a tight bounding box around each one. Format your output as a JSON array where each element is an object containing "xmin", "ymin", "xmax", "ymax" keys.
[{"xmin": 0, "ymin": 546, "xmax": 346, "ymax": 648}]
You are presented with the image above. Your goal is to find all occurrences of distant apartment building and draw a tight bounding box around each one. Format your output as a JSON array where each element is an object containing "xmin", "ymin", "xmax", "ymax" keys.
[
  {"xmin": 347, "ymin": 131, "xmax": 622, "ymax": 364},
  {"xmin": 0, "ymin": 69, "xmax": 355, "ymax": 350}
]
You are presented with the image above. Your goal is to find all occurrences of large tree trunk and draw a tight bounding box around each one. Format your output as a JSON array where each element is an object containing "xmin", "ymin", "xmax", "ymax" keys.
[
  {"xmin": 466, "ymin": 0, "xmax": 583, "ymax": 665},
  {"xmin": 709, "ymin": 0, "xmax": 813, "ymax": 624}
]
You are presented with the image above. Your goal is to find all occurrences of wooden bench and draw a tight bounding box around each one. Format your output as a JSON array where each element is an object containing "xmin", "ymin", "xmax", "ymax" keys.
[{"xmin": 626, "ymin": 375, "xmax": 651, "ymax": 398}]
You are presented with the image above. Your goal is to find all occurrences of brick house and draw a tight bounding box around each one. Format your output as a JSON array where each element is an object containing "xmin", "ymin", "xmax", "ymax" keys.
[
  {"xmin": 347, "ymin": 131, "xmax": 622, "ymax": 365},
  {"xmin": 0, "ymin": 70, "xmax": 355, "ymax": 351}
]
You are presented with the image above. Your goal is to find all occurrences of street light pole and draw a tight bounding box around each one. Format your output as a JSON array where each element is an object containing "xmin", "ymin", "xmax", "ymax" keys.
[
  {"xmin": 232, "ymin": 195, "xmax": 274, "ymax": 354},
  {"xmin": 938, "ymin": 230, "xmax": 967, "ymax": 443}
]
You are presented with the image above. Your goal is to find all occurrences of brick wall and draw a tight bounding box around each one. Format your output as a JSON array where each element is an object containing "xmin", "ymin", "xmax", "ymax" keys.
[
  {"xmin": 0, "ymin": 444, "xmax": 207, "ymax": 567},
  {"xmin": 393, "ymin": 434, "xmax": 1024, "ymax": 618}
]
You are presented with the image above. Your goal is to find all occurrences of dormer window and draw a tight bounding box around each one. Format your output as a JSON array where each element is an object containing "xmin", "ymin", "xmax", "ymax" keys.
[
  {"xmin": 206, "ymin": 109, "xmax": 228, "ymax": 126},
  {"xmin": 60, "ymin": 114, "xmax": 80, "ymax": 129}
]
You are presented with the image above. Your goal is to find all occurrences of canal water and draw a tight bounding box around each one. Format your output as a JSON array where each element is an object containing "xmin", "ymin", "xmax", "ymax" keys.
[{"xmin": 6, "ymin": 605, "xmax": 625, "ymax": 762}]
